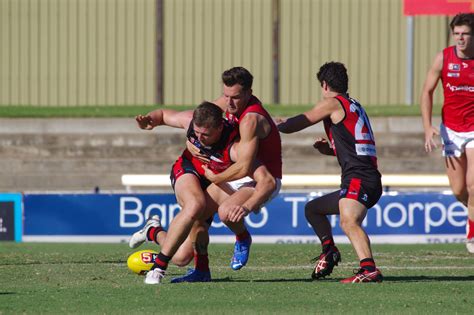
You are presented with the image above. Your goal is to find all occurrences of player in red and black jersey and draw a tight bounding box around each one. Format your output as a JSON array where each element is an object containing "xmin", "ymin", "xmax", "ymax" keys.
[
  {"xmin": 278, "ymin": 62, "xmax": 383, "ymax": 283},
  {"xmin": 421, "ymin": 13, "xmax": 474, "ymax": 253},
  {"xmin": 171, "ymin": 117, "xmax": 238, "ymax": 190},
  {"xmin": 129, "ymin": 101, "xmax": 276, "ymax": 284},
  {"xmin": 186, "ymin": 67, "xmax": 282, "ymax": 271}
]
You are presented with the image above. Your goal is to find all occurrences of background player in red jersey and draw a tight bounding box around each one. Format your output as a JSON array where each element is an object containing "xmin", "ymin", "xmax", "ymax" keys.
[
  {"xmin": 421, "ymin": 13, "xmax": 474, "ymax": 254},
  {"xmin": 187, "ymin": 67, "xmax": 283, "ymax": 270},
  {"xmin": 278, "ymin": 62, "xmax": 383, "ymax": 283},
  {"xmin": 130, "ymin": 102, "xmax": 276, "ymax": 284}
]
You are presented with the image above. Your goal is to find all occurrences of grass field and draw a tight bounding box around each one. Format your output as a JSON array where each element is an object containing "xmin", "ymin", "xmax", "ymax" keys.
[
  {"xmin": 0, "ymin": 104, "xmax": 443, "ymax": 118},
  {"xmin": 0, "ymin": 243, "xmax": 472, "ymax": 314}
]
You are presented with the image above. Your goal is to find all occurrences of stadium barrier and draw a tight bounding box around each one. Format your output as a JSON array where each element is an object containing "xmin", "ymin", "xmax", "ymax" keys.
[
  {"xmin": 22, "ymin": 191, "xmax": 468, "ymax": 244},
  {"xmin": 121, "ymin": 174, "xmax": 450, "ymax": 192}
]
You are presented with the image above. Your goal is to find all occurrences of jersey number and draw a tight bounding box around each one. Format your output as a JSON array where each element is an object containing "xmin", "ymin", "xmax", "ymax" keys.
[{"xmin": 350, "ymin": 102, "xmax": 375, "ymax": 141}]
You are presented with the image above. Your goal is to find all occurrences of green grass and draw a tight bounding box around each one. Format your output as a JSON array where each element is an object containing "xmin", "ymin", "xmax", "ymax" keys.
[
  {"xmin": 0, "ymin": 243, "xmax": 472, "ymax": 314},
  {"xmin": 0, "ymin": 104, "xmax": 442, "ymax": 118}
]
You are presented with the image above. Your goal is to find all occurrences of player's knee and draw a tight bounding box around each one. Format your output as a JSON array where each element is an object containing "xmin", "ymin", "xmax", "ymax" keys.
[
  {"xmin": 171, "ymin": 252, "xmax": 193, "ymax": 267},
  {"xmin": 182, "ymin": 199, "xmax": 206, "ymax": 221},
  {"xmin": 339, "ymin": 217, "xmax": 357, "ymax": 233},
  {"xmin": 217, "ymin": 205, "xmax": 230, "ymax": 222},
  {"xmin": 466, "ymin": 181, "xmax": 474, "ymax": 198},
  {"xmin": 304, "ymin": 203, "xmax": 315, "ymax": 221},
  {"xmin": 452, "ymin": 187, "xmax": 468, "ymax": 205}
]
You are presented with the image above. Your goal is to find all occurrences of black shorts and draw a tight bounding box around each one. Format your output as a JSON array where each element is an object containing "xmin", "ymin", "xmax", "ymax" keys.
[
  {"xmin": 170, "ymin": 156, "xmax": 211, "ymax": 191},
  {"xmin": 339, "ymin": 177, "xmax": 382, "ymax": 209}
]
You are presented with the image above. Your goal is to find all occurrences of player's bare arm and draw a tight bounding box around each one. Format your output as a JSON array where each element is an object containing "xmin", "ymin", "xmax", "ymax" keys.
[
  {"xmin": 204, "ymin": 114, "xmax": 260, "ymax": 184},
  {"xmin": 278, "ymin": 98, "xmax": 339, "ymax": 133},
  {"xmin": 225, "ymin": 163, "xmax": 276, "ymax": 223},
  {"xmin": 420, "ymin": 52, "xmax": 443, "ymax": 152},
  {"xmin": 135, "ymin": 109, "xmax": 194, "ymax": 130}
]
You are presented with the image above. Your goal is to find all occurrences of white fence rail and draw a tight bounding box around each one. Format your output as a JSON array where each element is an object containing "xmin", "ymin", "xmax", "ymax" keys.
[{"xmin": 121, "ymin": 174, "xmax": 450, "ymax": 192}]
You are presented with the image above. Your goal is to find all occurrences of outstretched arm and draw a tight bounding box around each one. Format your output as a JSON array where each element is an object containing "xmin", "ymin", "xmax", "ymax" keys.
[
  {"xmin": 420, "ymin": 52, "xmax": 443, "ymax": 152},
  {"xmin": 135, "ymin": 109, "xmax": 194, "ymax": 130},
  {"xmin": 277, "ymin": 98, "xmax": 337, "ymax": 133}
]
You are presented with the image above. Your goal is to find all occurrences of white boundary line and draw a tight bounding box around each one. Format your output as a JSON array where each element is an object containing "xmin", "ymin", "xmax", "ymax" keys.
[{"xmin": 22, "ymin": 234, "xmax": 467, "ymax": 244}]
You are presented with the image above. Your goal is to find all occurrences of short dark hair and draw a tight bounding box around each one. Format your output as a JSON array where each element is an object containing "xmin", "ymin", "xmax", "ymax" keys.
[
  {"xmin": 193, "ymin": 101, "xmax": 223, "ymax": 129},
  {"xmin": 316, "ymin": 62, "xmax": 348, "ymax": 94},
  {"xmin": 450, "ymin": 13, "xmax": 474, "ymax": 31},
  {"xmin": 222, "ymin": 67, "xmax": 253, "ymax": 90}
]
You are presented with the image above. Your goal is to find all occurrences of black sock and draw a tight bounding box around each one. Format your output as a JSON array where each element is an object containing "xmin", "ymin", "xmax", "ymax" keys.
[
  {"xmin": 152, "ymin": 252, "xmax": 171, "ymax": 270},
  {"xmin": 320, "ymin": 235, "xmax": 335, "ymax": 253},
  {"xmin": 360, "ymin": 258, "xmax": 376, "ymax": 272}
]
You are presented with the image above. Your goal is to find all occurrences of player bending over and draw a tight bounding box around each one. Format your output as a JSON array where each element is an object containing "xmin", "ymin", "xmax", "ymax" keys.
[{"xmin": 129, "ymin": 101, "xmax": 276, "ymax": 284}]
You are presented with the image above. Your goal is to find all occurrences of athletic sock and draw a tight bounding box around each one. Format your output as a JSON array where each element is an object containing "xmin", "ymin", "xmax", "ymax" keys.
[
  {"xmin": 236, "ymin": 230, "xmax": 250, "ymax": 242},
  {"xmin": 320, "ymin": 236, "xmax": 335, "ymax": 253},
  {"xmin": 194, "ymin": 253, "xmax": 210, "ymax": 272},
  {"xmin": 467, "ymin": 219, "xmax": 474, "ymax": 239},
  {"xmin": 152, "ymin": 252, "xmax": 171, "ymax": 270},
  {"xmin": 147, "ymin": 226, "xmax": 164, "ymax": 243},
  {"xmin": 360, "ymin": 258, "xmax": 376, "ymax": 272}
]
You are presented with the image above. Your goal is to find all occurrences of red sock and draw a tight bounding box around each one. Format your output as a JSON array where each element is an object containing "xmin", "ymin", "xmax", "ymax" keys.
[
  {"xmin": 194, "ymin": 253, "xmax": 210, "ymax": 272},
  {"xmin": 147, "ymin": 226, "xmax": 164, "ymax": 243},
  {"xmin": 360, "ymin": 258, "xmax": 376, "ymax": 272},
  {"xmin": 467, "ymin": 219, "xmax": 474, "ymax": 239},
  {"xmin": 236, "ymin": 230, "xmax": 250, "ymax": 242},
  {"xmin": 153, "ymin": 252, "xmax": 170, "ymax": 270},
  {"xmin": 321, "ymin": 236, "xmax": 335, "ymax": 252}
]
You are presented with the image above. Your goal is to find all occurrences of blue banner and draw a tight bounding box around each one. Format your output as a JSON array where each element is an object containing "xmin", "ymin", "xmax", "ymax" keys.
[{"xmin": 23, "ymin": 192, "xmax": 468, "ymax": 244}]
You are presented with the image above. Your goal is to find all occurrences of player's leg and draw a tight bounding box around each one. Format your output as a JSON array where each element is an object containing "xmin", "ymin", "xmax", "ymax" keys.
[
  {"xmin": 217, "ymin": 186, "xmax": 254, "ymax": 270},
  {"xmin": 338, "ymin": 198, "xmax": 382, "ymax": 283},
  {"xmin": 169, "ymin": 220, "xmax": 212, "ymax": 283},
  {"xmin": 128, "ymin": 214, "xmax": 165, "ymax": 249},
  {"xmin": 465, "ymin": 147, "xmax": 474, "ymax": 253},
  {"xmin": 445, "ymin": 155, "xmax": 468, "ymax": 206},
  {"xmin": 170, "ymin": 184, "xmax": 229, "ymax": 283},
  {"xmin": 145, "ymin": 174, "xmax": 207, "ymax": 284},
  {"xmin": 305, "ymin": 191, "xmax": 341, "ymax": 279}
]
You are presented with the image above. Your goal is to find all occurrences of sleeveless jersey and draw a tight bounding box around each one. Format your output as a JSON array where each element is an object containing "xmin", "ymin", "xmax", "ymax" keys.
[
  {"xmin": 323, "ymin": 95, "xmax": 381, "ymax": 181},
  {"xmin": 225, "ymin": 95, "xmax": 282, "ymax": 179},
  {"xmin": 183, "ymin": 119, "xmax": 239, "ymax": 175},
  {"xmin": 441, "ymin": 46, "xmax": 474, "ymax": 132}
]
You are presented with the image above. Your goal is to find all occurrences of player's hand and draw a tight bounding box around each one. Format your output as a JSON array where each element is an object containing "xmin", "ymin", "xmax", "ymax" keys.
[
  {"xmin": 226, "ymin": 205, "xmax": 251, "ymax": 223},
  {"xmin": 313, "ymin": 137, "xmax": 333, "ymax": 155},
  {"xmin": 186, "ymin": 140, "xmax": 210, "ymax": 163},
  {"xmin": 275, "ymin": 117, "xmax": 287, "ymax": 131},
  {"xmin": 202, "ymin": 165, "xmax": 217, "ymax": 182},
  {"xmin": 275, "ymin": 117, "xmax": 286, "ymax": 125},
  {"xmin": 424, "ymin": 126, "xmax": 439, "ymax": 152},
  {"xmin": 135, "ymin": 115, "xmax": 155, "ymax": 130}
]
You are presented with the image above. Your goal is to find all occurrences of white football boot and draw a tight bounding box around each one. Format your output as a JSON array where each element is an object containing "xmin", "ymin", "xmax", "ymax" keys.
[
  {"xmin": 466, "ymin": 238, "xmax": 474, "ymax": 254},
  {"xmin": 129, "ymin": 215, "xmax": 162, "ymax": 249},
  {"xmin": 144, "ymin": 268, "xmax": 166, "ymax": 285}
]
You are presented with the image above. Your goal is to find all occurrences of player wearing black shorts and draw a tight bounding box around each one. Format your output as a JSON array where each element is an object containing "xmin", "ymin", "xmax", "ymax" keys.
[{"xmin": 278, "ymin": 62, "xmax": 383, "ymax": 283}]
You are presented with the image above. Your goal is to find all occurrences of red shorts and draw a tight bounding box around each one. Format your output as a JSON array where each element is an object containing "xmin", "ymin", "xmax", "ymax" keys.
[{"xmin": 170, "ymin": 156, "xmax": 211, "ymax": 191}]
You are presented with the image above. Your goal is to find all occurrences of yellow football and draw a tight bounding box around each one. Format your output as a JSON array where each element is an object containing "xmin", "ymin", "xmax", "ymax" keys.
[{"xmin": 127, "ymin": 249, "xmax": 158, "ymax": 275}]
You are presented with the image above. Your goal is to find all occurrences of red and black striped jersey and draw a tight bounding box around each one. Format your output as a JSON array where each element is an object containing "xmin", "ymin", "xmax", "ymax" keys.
[
  {"xmin": 184, "ymin": 119, "xmax": 239, "ymax": 175},
  {"xmin": 323, "ymin": 95, "xmax": 381, "ymax": 181}
]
